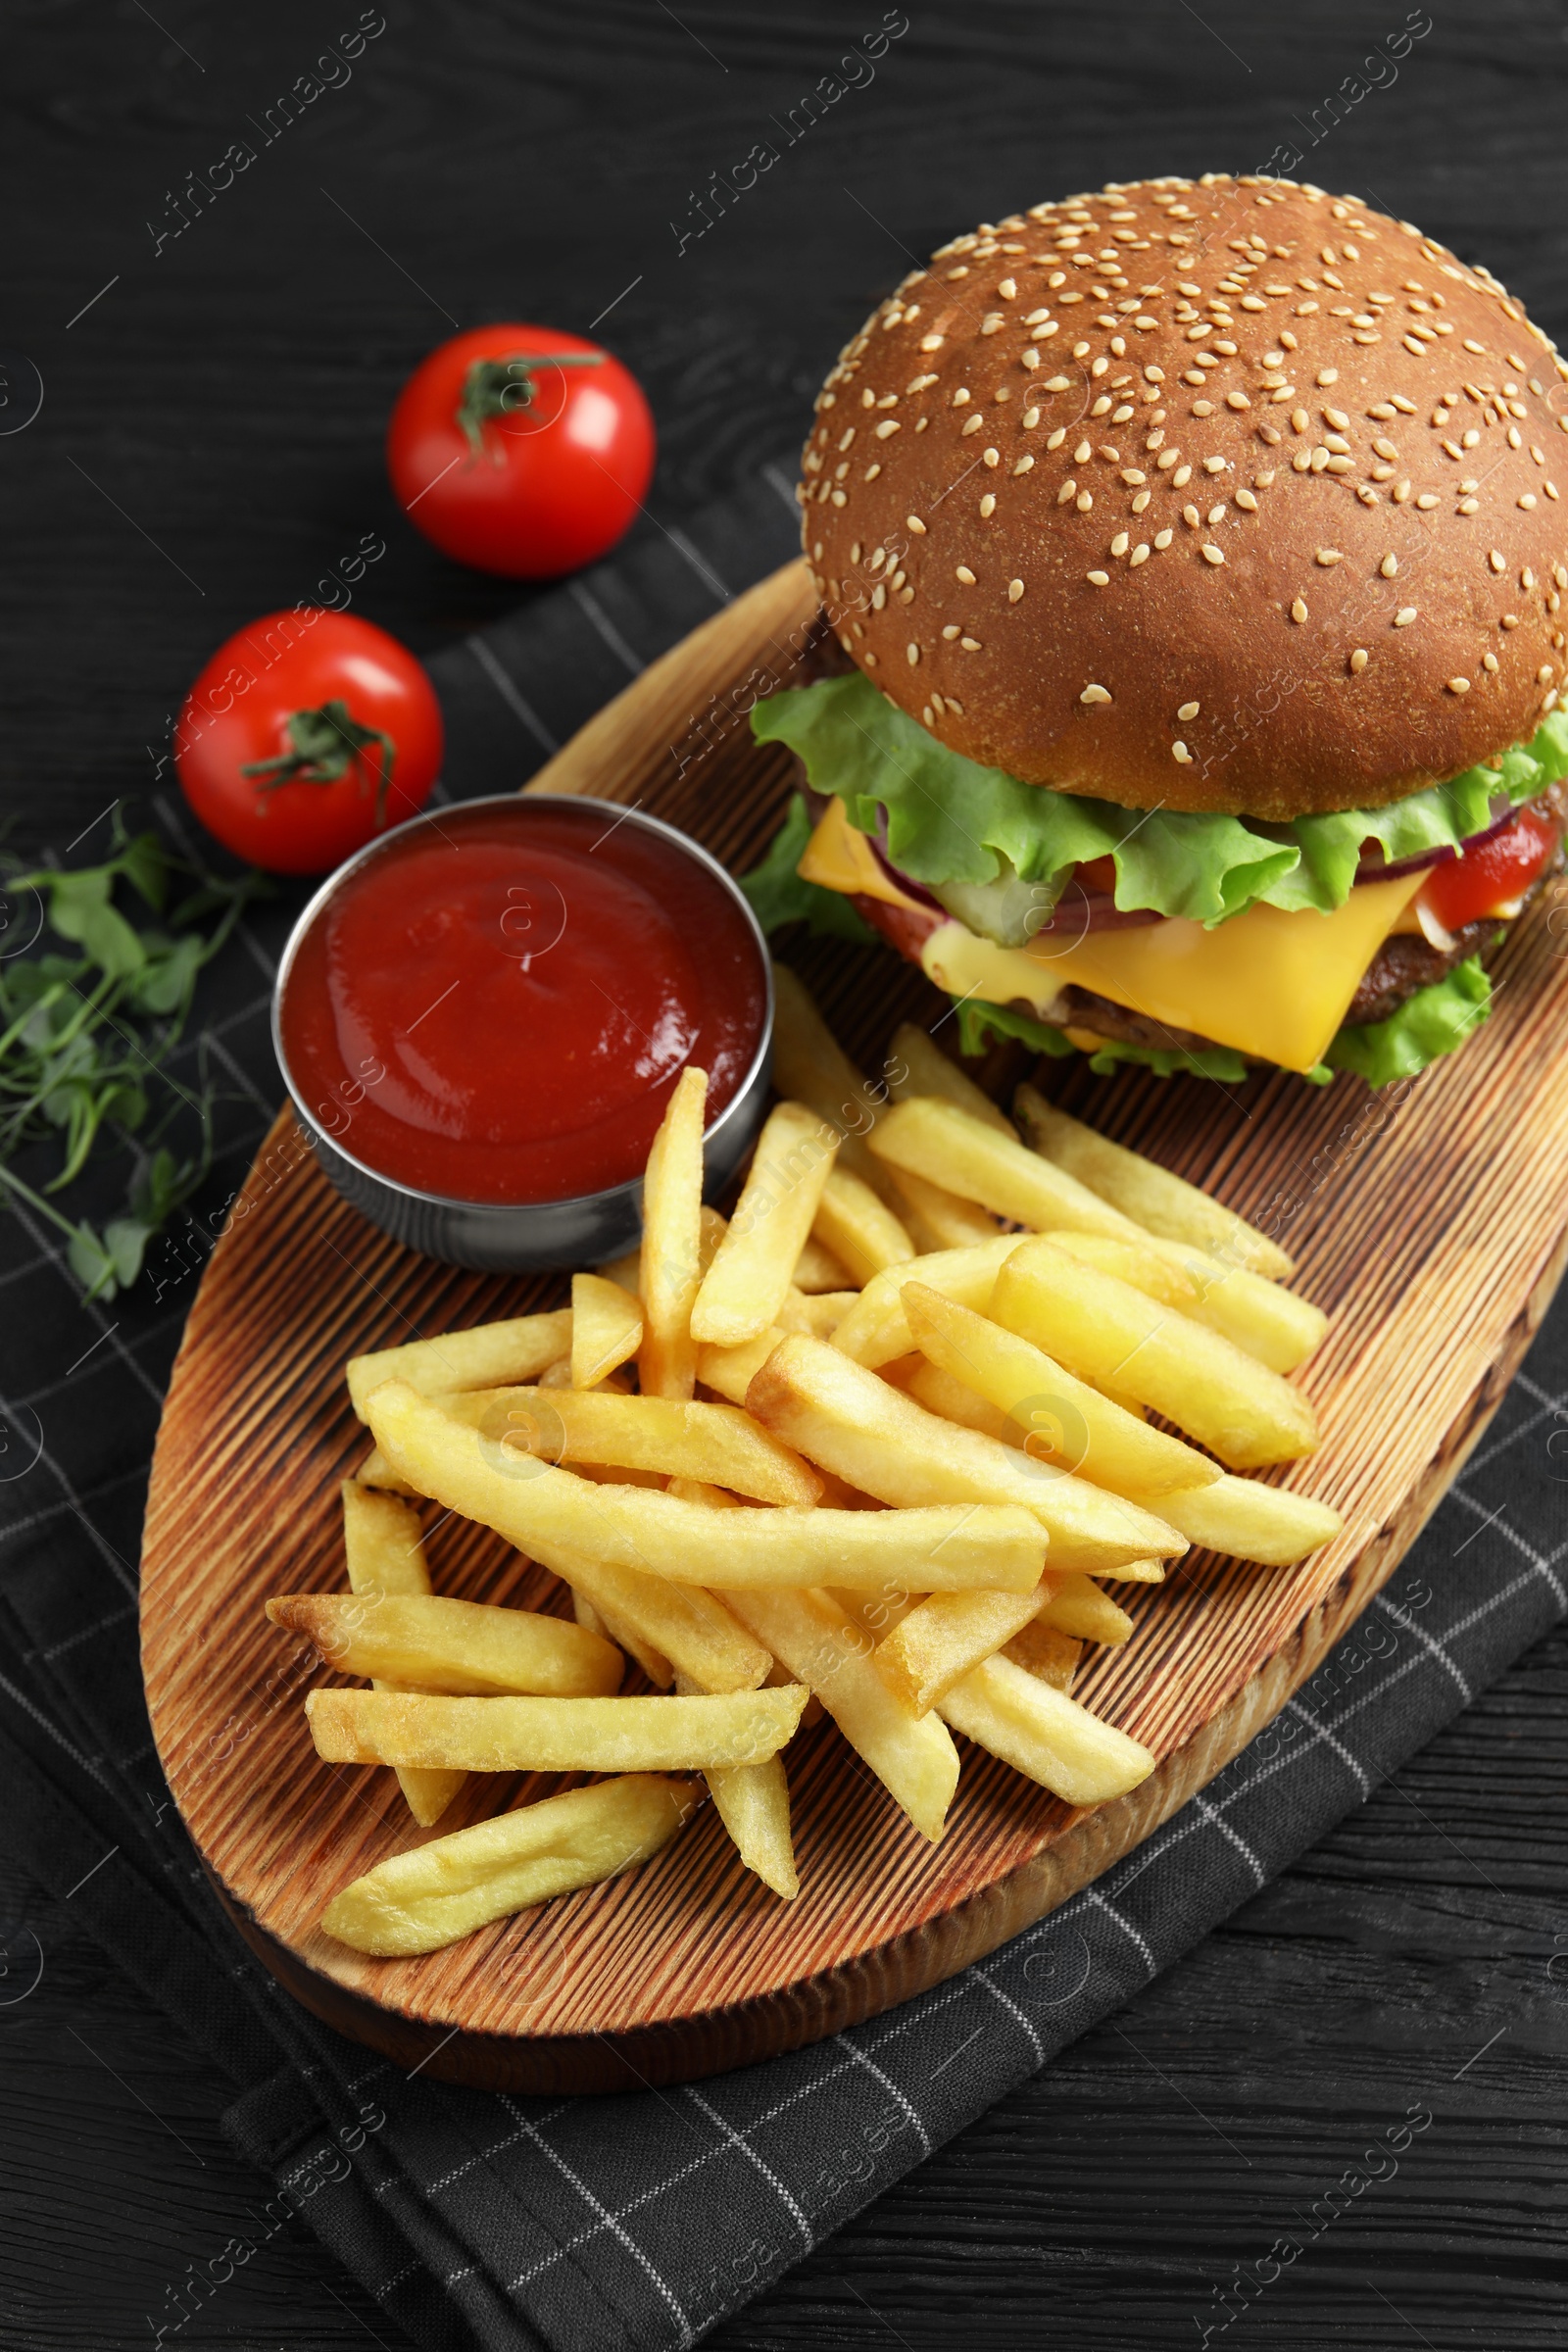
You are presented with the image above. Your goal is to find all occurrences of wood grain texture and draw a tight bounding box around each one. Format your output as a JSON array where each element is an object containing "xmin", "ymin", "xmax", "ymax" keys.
[{"xmin": 140, "ymin": 561, "xmax": 1568, "ymax": 2092}]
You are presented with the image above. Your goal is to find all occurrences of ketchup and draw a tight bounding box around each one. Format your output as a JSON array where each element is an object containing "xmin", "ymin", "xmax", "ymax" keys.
[{"xmin": 278, "ymin": 801, "xmax": 765, "ymax": 1202}]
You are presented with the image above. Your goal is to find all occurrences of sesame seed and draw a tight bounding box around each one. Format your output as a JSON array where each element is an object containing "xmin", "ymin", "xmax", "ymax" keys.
[
  {"xmin": 1177, "ymin": 699, "xmax": 1200, "ymax": 720},
  {"xmin": 906, "ymin": 643, "xmax": 920, "ymax": 663},
  {"xmin": 1172, "ymin": 741, "xmax": 1193, "ymax": 762},
  {"xmin": 1291, "ymin": 599, "xmax": 1308, "ymax": 622},
  {"xmin": 1316, "ymin": 548, "xmax": 1343, "ymax": 565},
  {"xmin": 1132, "ymin": 489, "xmax": 1152, "ymax": 513},
  {"xmin": 1483, "ymin": 653, "xmax": 1499, "ymax": 673},
  {"xmin": 1395, "ymin": 608, "xmax": 1418, "ymax": 626},
  {"xmin": 1056, "ymin": 479, "xmax": 1078, "ymax": 505},
  {"xmin": 1416, "ymin": 493, "xmax": 1440, "ymax": 509},
  {"xmin": 1458, "ymin": 497, "xmax": 1480, "ymax": 514},
  {"xmin": 1076, "ymin": 492, "xmax": 1094, "ymax": 512},
  {"xmin": 1207, "ymin": 502, "xmax": 1226, "ymax": 524},
  {"xmin": 1524, "ymin": 568, "xmax": 1536, "ymax": 588},
  {"xmin": 1110, "ymin": 531, "xmax": 1130, "ymax": 556},
  {"xmin": 956, "ymin": 565, "xmax": 976, "ymax": 584},
  {"xmin": 1183, "ymin": 504, "xmax": 1200, "ymax": 526},
  {"xmin": 1130, "ymin": 543, "xmax": 1150, "ymax": 565},
  {"xmin": 1201, "ymin": 543, "xmax": 1225, "ymax": 564},
  {"xmin": 1541, "ymin": 663, "xmax": 1556, "ymax": 684},
  {"xmin": 1047, "ymin": 426, "xmax": 1067, "ymax": 449},
  {"xmin": 960, "ymin": 637, "xmax": 981, "ymax": 651},
  {"xmin": 906, "ymin": 514, "xmax": 927, "ymax": 532},
  {"xmin": 1087, "ymin": 570, "xmax": 1110, "ymax": 585},
  {"xmin": 1074, "ymin": 439, "xmax": 1092, "ymax": 463},
  {"xmin": 1235, "ymin": 488, "xmax": 1258, "ymax": 511},
  {"xmin": 942, "ymin": 624, "xmax": 960, "ymax": 639},
  {"xmin": 1154, "ymin": 528, "xmax": 1174, "ymax": 549},
  {"xmin": 1023, "ymin": 408, "xmax": 1043, "ymax": 430},
  {"xmin": 1008, "ymin": 578, "xmax": 1024, "ymax": 601},
  {"xmin": 979, "ymin": 494, "xmax": 997, "ymax": 516},
  {"xmin": 1081, "ymin": 683, "xmax": 1112, "ymax": 703},
  {"xmin": 1520, "ymin": 493, "xmax": 1539, "ymax": 509},
  {"xmin": 919, "ymin": 334, "xmax": 944, "ymax": 351},
  {"xmin": 1350, "ymin": 649, "xmax": 1369, "ymax": 673},
  {"xmin": 1447, "ymin": 675, "xmax": 1470, "ymax": 693},
  {"xmin": 1172, "ymin": 464, "xmax": 1193, "ymax": 486}
]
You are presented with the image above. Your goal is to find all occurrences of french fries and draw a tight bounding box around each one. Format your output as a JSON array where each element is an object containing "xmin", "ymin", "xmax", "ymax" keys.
[
  {"xmin": 811, "ymin": 1167, "xmax": 914, "ymax": 1286},
  {"xmin": 638, "ymin": 1063, "xmax": 709, "ymax": 1400},
  {"xmin": 875, "ymin": 1586, "xmax": 1047, "ymax": 1715},
  {"xmin": 696, "ymin": 1330, "xmax": 785, "ymax": 1405},
  {"xmin": 991, "ymin": 1239, "xmax": 1320, "ymax": 1470},
  {"xmin": 307, "ymin": 1683, "xmax": 809, "ymax": 1773},
  {"xmin": 902, "ymin": 1283, "xmax": 1219, "ymax": 1499},
  {"xmin": 691, "ymin": 1102, "xmax": 840, "ymax": 1347},
  {"xmin": 574, "ymin": 1584, "xmax": 673, "ymax": 1687},
  {"xmin": 792, "ymin": 1234, "xmax": 857, "ymax": 1293},
  {"xmin": 571, "ymin": 1272, "xmax": 644, "ymax": 1390},
  {"xmin": 720, "ymin": 1585, "xmax": 959, "ymax": 1842},
  {"xmin": 550, "ymin": 1548, "xmax": 771, "ymax": 1691},
  {"xmin": 938, "ymin": 1655, "xmax": 1154, "ymax": 1807},
  {"xmin": 353, "ymin": 1446, "xmax": 415, "ymax": 1496},
  {"xmin": 777, "ymin": 1289, "xmax": 859, "ymax": 1339},
  {"xmin": 869, "ymin": 1098, "xmax": 1144, "ymax": 1242},
  {"xmin": 341, "ymin": 1483, "xmax": 463, "ymax": 1826},
  {"xmin": 888, "ymin": 1021, "xmax": 1014, "ymax": 1134},
  {"xmin": 770, "ymin": 960, "xmax": 896, "ymax": 1196},
  {"xmin": 1052, "ymin": 1230, "xmax": 1326, "ymax": 1376},
  {"xmin": 702, "ymin": 1751, "xmax": 799, "ymax": 1899},
  {"xmin": 1038, "ymin": 1574, "xmax": 1134, "ymax": 1645},
  {"xmin": 885, "ymin": 1165, "xmax": 1004, "ymax": 1252},
  {"xmin": 320, "ymin": 1776, "xmax": 699, "ymax": 1955},
  {"xmin": 832, "ymin": 1233, "xmax": 1028, "ymax": 1369},
  {"xmin": 346, "ymin": 1310, "xmax": 571, "ymax": 1422},
  {"xmin": 443, "ymin": 1384, "xmax": 821, "ymax": 1507},
  {"xmin": 366, "ymin": 1379, "xmax": 1045, "ymax": 1592},
  {"xmin": 267, "ymin": 1591, "xmax": 625, "ymax": 1697},
  {"xmin": 1155, "ymin": 1477, "xmax": 1343, "ymax": 1566},
  {"xmin": 1004, "ymin": 1618, "xmax": 1081, "ymax": 1691},
  {"xmin": 746, "ymin": 1335, "xmax": 1184, "ymax": 1575},
  {"xmin": 1012, "ymin": 1085, "xmax": 1294, "ymax": 1280}
]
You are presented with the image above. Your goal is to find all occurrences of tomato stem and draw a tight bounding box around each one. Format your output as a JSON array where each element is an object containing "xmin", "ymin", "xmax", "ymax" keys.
[
  {"xmin": 241, "ymin": 701, "xmax": 398, "ymax": 825},
  {"xmin": 456, "ymin": 353, "xmax": 605, "ymax": 459}
]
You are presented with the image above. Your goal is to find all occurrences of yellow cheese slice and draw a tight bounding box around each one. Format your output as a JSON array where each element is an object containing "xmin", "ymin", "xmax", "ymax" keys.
[
  {"xmin": 798, "ymin": 795, "xmax": 1426, "ymax": 1071},
  {"xmin": 919, "ymin": 875, "xmax": 1425, "ymax": 1073},
  {"xmin": 798, "ymin": 798, "xmax": 930, "ymax": 911}
]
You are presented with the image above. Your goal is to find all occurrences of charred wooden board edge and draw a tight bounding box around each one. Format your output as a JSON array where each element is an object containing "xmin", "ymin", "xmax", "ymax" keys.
[{"xmin": 186, "ymin": 1228, "xmax": 1567, "ymax": 2095}]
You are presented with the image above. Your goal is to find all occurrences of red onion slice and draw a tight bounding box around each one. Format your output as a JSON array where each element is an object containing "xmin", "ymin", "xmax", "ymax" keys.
[{"xmin": 1353, "ymin": 795, "xmax": 1516, "ymax": 885}]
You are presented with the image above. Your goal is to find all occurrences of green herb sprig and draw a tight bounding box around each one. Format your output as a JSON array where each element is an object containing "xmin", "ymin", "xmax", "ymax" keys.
[{"xmin": 0, "ymin": 815, "xmax": 267, "ymax": 1299}]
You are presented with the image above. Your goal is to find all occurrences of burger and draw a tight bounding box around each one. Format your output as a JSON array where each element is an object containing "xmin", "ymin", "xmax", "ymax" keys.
[{"xmin": 743, "ymin": 176, "xmax": 1568, "ymax": 1086}]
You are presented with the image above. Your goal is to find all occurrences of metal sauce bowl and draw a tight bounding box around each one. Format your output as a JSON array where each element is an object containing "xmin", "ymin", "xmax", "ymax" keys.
[{"xmin": 270, "ymin": 794, "xmax": 774, "ymax": 1271}]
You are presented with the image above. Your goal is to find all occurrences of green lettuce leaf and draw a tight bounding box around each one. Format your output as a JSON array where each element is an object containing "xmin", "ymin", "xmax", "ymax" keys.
[
  {"xmin": 956, "ymin": 996, "xmax": 1251, "ymax": 1082},
  {"xmin": 751, "ymin": 675, "xmax": 1568, "ymax": 932},
  {"xmin": 1325, "ymin": 954, "xmax": 1493, "ymax": 1086},
  {"xmin": 738, "ymin": 792, "xmax": 876, "ymax": 944},
  {"xmin": 955, "ymin": 999, "xmax": 1077, "ymax": 1060}
]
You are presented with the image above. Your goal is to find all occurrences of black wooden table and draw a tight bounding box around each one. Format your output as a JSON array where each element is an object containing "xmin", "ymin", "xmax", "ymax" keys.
[{"xmin": 4, "ymin": 4, "xmax": 1567, "ymax": 2344}]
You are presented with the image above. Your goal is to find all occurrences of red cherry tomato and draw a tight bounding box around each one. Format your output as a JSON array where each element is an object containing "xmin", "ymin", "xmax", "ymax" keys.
[
  {"xmin": 175, "ymin": 611, "xmax": 443, "ymax": 875},
  {"xmin": 1419, "ymin": 804, "xmax": 1562, "ymax": 933},
  {"xmin": 386, "ymin": 323, "xmax": 656, "ymax": 578}
]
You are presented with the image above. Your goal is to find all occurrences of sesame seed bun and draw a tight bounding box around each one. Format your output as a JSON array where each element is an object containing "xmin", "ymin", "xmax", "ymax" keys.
[{"xmin": 800, "ymin": 176, "xmax": 1568, "ymax": 820}]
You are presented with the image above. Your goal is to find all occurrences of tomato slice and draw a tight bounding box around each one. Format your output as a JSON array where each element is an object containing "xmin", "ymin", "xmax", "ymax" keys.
[{"xmin": 1418, "ymin": 805, "xmax": 1562, "ymax": 933}]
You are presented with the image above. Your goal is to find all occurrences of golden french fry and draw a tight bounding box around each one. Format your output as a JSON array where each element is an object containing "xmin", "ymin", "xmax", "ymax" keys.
[
  {"xmin": 903, "ymin": 1356, "xmax": 1014, "ymax": 1442},
  {"xmin": 691, "ymin": 1102, "xmax": 840, "ymax": 1347},
  {"xmin": 902, "ymin": 1284, "xmax": 1219, "ymax": 1498},
  {"xmin": 886, "ymin": 1165, "xmax": 1004, "ymax": 1253},
  {"xmin": 703, "ymin": 1754, "xmax": 798, "ymax": 1899},
  {"xmin": 596, "ymin": 1247, "xmax": 643, "ymax": 1298},
  {"xmin": 792, "ymin": 1235, "xmax": 858, "ymax": 1293},
  {"xmin": 354, "ymin": 1446, "xmax": 415, "ymax": 1496},
  {"xmin": 889, "ymin": 1021, "xmax": 1015, "ymax": 1133},
  {"xmin": 746, "ymin": 1336, "xmax": 1182, "ymax": 1575},
  {"xmin": 1013, "ymin": 1084, "xmax": 1294, "ymax": 1280},
  {"xmin": 443, "ymin": 1385, "xmax": 821, "ymax": 1507},
  {"xmin": 811, "ymin": 1166, "xmax": 914, "ymax": 1287},
  {"xmin": 938, "ymin": 1655, "xmax": 1154, "ymax": 1806},
  {"xmin": 869, "ymin": 1099, "xmax": 1145, "ymax": 1242},
  {"xmin": 1121, "ymin": 1235, "xmax": 1328, "ymax": 1375},
  {"xmin": 267, "ymin": 1590, "xmax": 624, "ymax": 1696},
  {"xmin": 571, "ymin": 1272, "xmax": 644, "ymax": 1390},
  {"xmin": 770, "ymin": 961, "xmax": 898, "ymax": 1197},
  {"xmin": 832, "ymin": 1233, "xmax": 1027, "ymax": 1369},
  {"xmin": 307, "ymin": 1683, "xmax": 808, "ymax": 1773},
  {"xmin": 340, "ymin": 1483, "xmax": 462, "ymax": 1827},
  {"xmin": 575, "ymin": 1592, "xmax": 673, "ymax": 1687},
  {"xmin": 777, "ymin": 1289, "xmax": 860, "ymax": 1339},
  {"xmin": 991, "ymin": 1240, "xmax": 1320, "ymax": 1470},
  {"xmin": 638, "ymin": 1063, "xmax": 710, "ymax": 1401},
  {"xmin": 1038, "ymin": 1575, "xmax": 1134, "ymax": 1645},
  {"xmin": 1051, "ymin": 1231, "xmax": 1200, "ymax": 1311},
  {"xmin": 572, "ymin": 1588, "xmax": 609, "ymax": 1639},
  {"xmin": 696, "ymin": 1330, "xmax": 785, "ymax": 1406},
  {"xmin": 551, "ymin": 1547, "xmax": 768, "ymax": 1690},
  {"xmin": 720, "ymin": 1585, "xmax": 958, "ymax": 1842},
  {"xmin": 1155, "ymin": 1477, "xmax": 1343, "ymax": 1565},
  {"xmin": 1004, "ymin": 1619, "xmax": 1081, "ymax": 1691},
  {"xmin": 347, "ymin": 1310, "xmax": 571, "ymax": 1423},
  {"xmin": 320, "ymin": 1775, "xmax": 699, "ymax": 1955},
  {"xmin": 367, "ymin": 1380, "xmax": 1044, "ymax": 1592},
  {"xmin": 875, "ymin": 1586, "xmax": 1047, "ymax": 1715}
]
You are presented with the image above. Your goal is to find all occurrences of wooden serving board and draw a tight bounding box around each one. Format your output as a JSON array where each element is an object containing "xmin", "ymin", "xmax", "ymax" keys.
[{"xmin": 141, "ymin": 559, "xmax": 1568, "ymax": 2093}]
